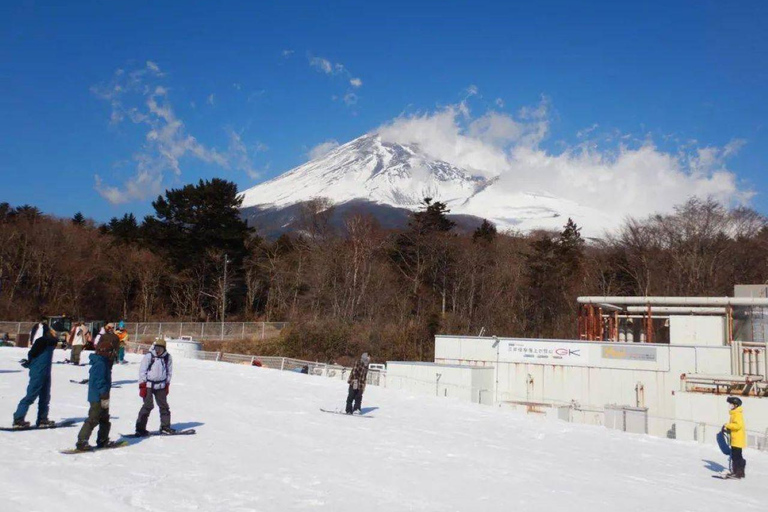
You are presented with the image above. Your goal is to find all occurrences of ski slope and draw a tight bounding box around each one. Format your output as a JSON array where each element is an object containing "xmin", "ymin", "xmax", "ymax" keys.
[{"xmin": 0, "ymin": 347, "xmax": 765, "ymax": 512}]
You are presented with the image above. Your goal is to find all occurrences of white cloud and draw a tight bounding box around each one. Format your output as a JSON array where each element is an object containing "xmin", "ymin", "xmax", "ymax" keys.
[
  {"xmin": 465, "ymin": 84, "xmax": 479, "ymax": 97},
  {"xmin": 233, "ymin": 83, "xmax": 242, "ymax": 91},
  {"xmin": 343, "ymin": 92, "xmax": 358, "ymax": 106},
  {"xmin": 350, "ymin": 78, "xmax": 362, "ymax": 88},
  {"xmin": 495, "ymin": 98, "xmax": 504, "ymax": 108},
  {"xmin": 281, "ymin": 49, "xmax": 294, "ymax": 58},
  {"xmin": 376, "ymin": 102, "xmax": 752, "ymax": 222},
  {"xmin": 146, "ymin": 61, "xmax": 160, "ymax": 73},
  {"xmin": 207, "ymin": 93, "xmax": 215, "ymax": 106},
  {"xmin": 92, "ymin": 63, "xmax": 261, "ymax": 203},
  {"xmin": 310, "ymin": 57, "xmax": 334, "ymax": 74},
  {"xmin": 308, "ymin": 140, "xmax": 340, "ymax": 160}
]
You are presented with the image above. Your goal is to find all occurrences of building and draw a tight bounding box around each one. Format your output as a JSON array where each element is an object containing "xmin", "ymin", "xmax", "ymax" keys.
[{"xmin": 386, "ymin": 289, "xmax": 768, "ymax": 450}]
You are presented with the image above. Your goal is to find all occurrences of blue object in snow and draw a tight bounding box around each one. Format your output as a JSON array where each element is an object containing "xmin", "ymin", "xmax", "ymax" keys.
[{"xmin": 716, "ymin": 429, "xmax": 731, "ymax": 456}]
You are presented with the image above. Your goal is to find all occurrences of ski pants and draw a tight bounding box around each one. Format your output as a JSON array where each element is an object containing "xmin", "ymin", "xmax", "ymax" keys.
[
  {"xmin": 118, "ymin": 346, "xmax": 125, "ymax": 363},
  {"xmin": 345, "ymin": 385, "xmax": 363, "ymax": 414},
  {"xmin": 732, "ymin": 447, "xmax": 747, "ymax": 477},
  {"xmin": 136, "ymin": 387, "xmax": 171, "ymax": 430},
  {"xmin": 14, "ymin": 374, "xmax": 51, "ymax": 423},
  {"xmin": 78, "ymin": 401, "xmax": 110, "ymax": 446},
  {"xmin": 71, "ymin": 345, "xmax": 84, "ymax": 365}
]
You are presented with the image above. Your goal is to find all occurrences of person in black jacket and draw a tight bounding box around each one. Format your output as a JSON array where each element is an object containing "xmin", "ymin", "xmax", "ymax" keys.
[
  {"xmin": 345, "ymin": 353, "xmax": 371, "ymax": 414},
  {"xmin": 75, "ymin": 341, "xmax": 115, "ymax": 450},
  {"xmin": 13, "ymin": 318, "xmax": 59, "ymax": 428}
]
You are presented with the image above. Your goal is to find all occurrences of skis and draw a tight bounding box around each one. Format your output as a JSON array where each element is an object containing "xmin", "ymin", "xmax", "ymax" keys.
[
  {"xmin": 712, "ymin": 473, "xmax": 741, "ymax": 480},
  {"xmin": 0, "ymin": 420, "xmax": 78, "ymax": 432},
  {"xmin": 121, "ymin": 429, "xmax": 197, "ymax": 438},
  {"xmin": 320, "ymin": 408, "xmax": 374, "ymax": 418},
  {"xmin": 70, "ymin": 379, "xmax": 89, "ymax": 384},
  {"xmin": 61, "ymin": 440, "xmax": 129, "ymax": 455}
]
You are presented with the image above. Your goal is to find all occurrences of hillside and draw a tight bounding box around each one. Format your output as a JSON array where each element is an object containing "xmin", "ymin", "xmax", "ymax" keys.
[{"xmin": 0, "ymin": 347, "xmax": 764, "ymax": 511}]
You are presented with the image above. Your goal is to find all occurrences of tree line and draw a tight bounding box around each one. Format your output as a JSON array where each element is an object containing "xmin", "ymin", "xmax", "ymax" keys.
[{"xmin": 2, "ymin": 180, "xmax": 767, "ymax": 363}]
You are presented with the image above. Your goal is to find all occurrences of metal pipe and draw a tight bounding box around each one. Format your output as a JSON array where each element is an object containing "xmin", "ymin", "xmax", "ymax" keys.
[
  {"xmin": 625, "ymin": 306, "xmax": 727, "ymax": 315},
  {"xmin": 578, "ymin": 296, "xmax": 768, "ymax": 307}
]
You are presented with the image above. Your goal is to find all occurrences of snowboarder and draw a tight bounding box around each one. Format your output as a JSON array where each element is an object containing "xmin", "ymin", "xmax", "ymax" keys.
[
  {"xmin": 68, "ymin": 321, "xmax": 87, "ymax": 365},
  {"xmin": 12, "ymin": 318, "xmax": 58, "ymax": 428},
  {"xmin": 75, "ymin": 340, "xmax": 116, "ymax": 450},
  {"xmin": 723, "ymin": 396, "xmax": 747, "ymax": 478},
  {"xmin": 134, "ymin": 338, "xmax": 175, "ymax": 436},
  {"xmin": 345, "ymin": 353, "xmax": 370, "ymax": 414}
]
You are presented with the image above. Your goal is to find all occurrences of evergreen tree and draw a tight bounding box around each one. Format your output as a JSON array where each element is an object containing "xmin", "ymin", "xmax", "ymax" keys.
[
  {"xmin": 142, "ymin": 178, "xmax": 251, "ymax": 270},
  {"xmin": 101, "ymin": 213, "xmax": 141, "ymax": 244},
  {"xmin": 473, "ymin": 219, "xmax": 497, "ymax": 244},
  {"xmin": 72, "ymin": 212, "xmax": 86, "ymax": 226}
]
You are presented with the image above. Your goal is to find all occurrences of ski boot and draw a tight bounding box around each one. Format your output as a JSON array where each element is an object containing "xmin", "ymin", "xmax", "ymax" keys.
[
  {"xmin": 36, "ymin": 418, "xmax": 56, "ymax": 428},
  {"xmin": 96, "ymin": 439, "xmax": 112, "ymax": 449},
  {"xmin": 160, "ymin": 426, "xmax": 177, "ymax": 435},
  {"xmin": 12, "ymin": 418, "xmax": 30, "ymax": 429},
  {"xmin": 134, "ymin": 427, "xmax": 150, "ymax": 437},
  {"xmin": 75, "ymin": 441, "xmax": 92, "ymax": 452}
]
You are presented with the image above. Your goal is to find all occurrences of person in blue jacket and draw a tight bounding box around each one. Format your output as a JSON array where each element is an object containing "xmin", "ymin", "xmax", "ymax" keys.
[
  {"xmin": 12, "ymin": 318, "xmax": 59, "ymax": 428},
  {"xmin": 75, "ymin": 341, "xmax": 116, "ymax": 450}
]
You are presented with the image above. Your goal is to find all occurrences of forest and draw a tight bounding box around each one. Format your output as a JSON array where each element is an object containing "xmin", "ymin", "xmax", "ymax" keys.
[{"xmin": 2, "ymin": 179, "xmax": 767, "ymax": 362}]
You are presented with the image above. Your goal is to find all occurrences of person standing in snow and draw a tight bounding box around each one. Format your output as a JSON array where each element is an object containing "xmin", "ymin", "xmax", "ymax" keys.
[
  {"xmin": 134, "ymin": 338, "xmax": 175, "ymax": 435},
  {"xmin": 75, "ymin": 340, "xmax": 116, "ymax": 450},
  {"xmin": 12, "ymin": 317, "xmax": 58, "ymax": 428},
  {"xmin": 115, "ymin": 320, "xmax": 129, "ymax": 364},
  {"xmin": 345, "ymin": 353, "xmax": 370, "ymax": 414},
  {"xmin": 68, "ymin": 321, "xmax": 87, "ymax": 365},
  {"xmin": 723, "ymin": 396, "xmax": 747, "ymax": 478}
]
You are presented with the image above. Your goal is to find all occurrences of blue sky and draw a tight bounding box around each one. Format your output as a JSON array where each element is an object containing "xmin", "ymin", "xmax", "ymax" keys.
[{"xmin": 1, "ymin": 0, "xmax": 766, "ymax": 222}]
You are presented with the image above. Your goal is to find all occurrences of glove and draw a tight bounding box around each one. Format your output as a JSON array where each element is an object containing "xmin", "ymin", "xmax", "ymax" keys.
[
  {"xmin": 139, "ymin": 382, "xmax": 147, "ymax": 398},
  {"xmin": 100, "ymin": 398, "xmax": 110, "ymax": 409},
  {"xmin": 166, "ymin": 383, "xmax": 170, "ymax": 395},
  {"xmin": 20, "ymin": 359, "xmax": 29, "ymax": 369}
]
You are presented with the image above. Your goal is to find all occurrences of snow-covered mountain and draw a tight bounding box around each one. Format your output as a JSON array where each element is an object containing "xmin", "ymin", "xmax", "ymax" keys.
[{"xmin": 240, "ymin": 133, "xmax": 615, "ymax": 236}]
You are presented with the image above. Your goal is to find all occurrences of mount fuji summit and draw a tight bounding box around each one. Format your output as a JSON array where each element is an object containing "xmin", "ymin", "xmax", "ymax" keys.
[{"xmin": 239, "ymin": 134, "xmax": 612, "ymax": 236}]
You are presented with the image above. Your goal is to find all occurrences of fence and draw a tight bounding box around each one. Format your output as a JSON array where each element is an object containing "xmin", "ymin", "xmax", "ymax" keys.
[
  {"xmin": 125, "ymin": 342, "xmax": 386, "ymax": 388},
  {"xmin": 0, "ymin": 321, "xmax": 288, "ymax": 341}
]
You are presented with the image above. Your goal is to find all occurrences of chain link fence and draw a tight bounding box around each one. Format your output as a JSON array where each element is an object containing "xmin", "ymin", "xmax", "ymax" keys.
[
  {"xmin": 125, "ymin": 342, "xmax": 385, "ymax": 388},
  {"xmin": 0, "ymin": 321, "xmax": 288, "ymax": 341}
]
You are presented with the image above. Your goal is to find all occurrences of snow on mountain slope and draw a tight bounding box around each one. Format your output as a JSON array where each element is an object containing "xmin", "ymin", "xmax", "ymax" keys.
[
  {"xmin": 1, "ymin": 347, "xmax": 764, "ymax": 512},
  {"xmin": 240, "ymin": 134, "xmax": 616, "ymax": 235}
]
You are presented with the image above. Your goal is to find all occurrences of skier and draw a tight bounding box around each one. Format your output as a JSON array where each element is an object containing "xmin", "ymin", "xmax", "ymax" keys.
[
  {"xmin": 12, "ymin": 318, "xmax": 58, "ymax": 428},
  {"xmin": 134, "ymin": 338, "xmax": 175, "ymax": 436},
  {"xmin": 345, "ymin": 352, "xmax": 370, "ymax": 414},
  {"xmin": 68, "ymin": 321, "xmax": 87, "ymax": 365},
  {"xmin": 723, "ymin": 396, "xmax": 747, "ymax": 478},
  {"xmin": 75, "ymin": 340, "xmax": 115, "ymax": 451}
]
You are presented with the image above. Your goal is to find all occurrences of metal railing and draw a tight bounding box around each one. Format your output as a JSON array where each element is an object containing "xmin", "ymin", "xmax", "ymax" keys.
[
  {"xmin": 0, "ymin": 321, "xmax": 288, "ymax": 341},
  {"xmin": 125, "ymin": 342, "xmax": 386, "ymax": 388}
]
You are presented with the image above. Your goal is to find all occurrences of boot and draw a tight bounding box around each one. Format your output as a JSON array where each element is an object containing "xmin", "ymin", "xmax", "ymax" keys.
[
  {"xmin": 96, "ymin": 439, "xmax": 112, "ymax": 448},
  {"xmin": 12, "ymin": 418, "xmax": 30, "ymax": 428},
  {"xmin": 160, "ymin": 426, "xmax": 177, "ymax": 435},
  {"xmin": 75, "ymin": 441, "xmax": 92, "ymax": 452},
  {"xmin": 36, "ymin": 419, "xmax": 56, "ymax": 428}
]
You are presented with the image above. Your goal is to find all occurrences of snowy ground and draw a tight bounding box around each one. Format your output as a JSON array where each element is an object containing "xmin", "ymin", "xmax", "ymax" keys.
[{"xmin": 0, "ymin": 347, "xmax": 765, "ymax": 512}]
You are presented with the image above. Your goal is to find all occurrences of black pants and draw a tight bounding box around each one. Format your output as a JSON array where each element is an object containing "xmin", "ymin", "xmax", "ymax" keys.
[
  {"xmin": 77, "ymin": 401, "xmax": 110, "ymax": 446},
  {"xmin": 346, "ymin": 385, "xmax": 363, "ymax": 413},
  {"xmin": 732, "ymin": 447, "xmax": 746, "ymax": 477}
]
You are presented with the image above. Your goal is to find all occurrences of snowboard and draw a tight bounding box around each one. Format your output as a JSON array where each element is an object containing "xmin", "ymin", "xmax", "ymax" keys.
[
  {"xmin": 70, "ymin": 379, "xmax": 121, "ymax": 388},
  {"xmin": 716, "ymin": 430, "xmax": 731, "ymax": 456},
  {"xmin": 712, "ymin": 473, "xmax": 740, "ymax": 480},
  {"xmin": 320, "ymin": 408, "xmax": 374, "ymax": 418},
  {"xmin": 60, "ymin": 440, "xmax": 129, "ymax": 454},
  {"xmin": 0, "ymin": 419, "xmax": 78, "ymax": 432},
  {"xmin": 120, "ymin": 429, "xmax": 197, "ymax": 438}
]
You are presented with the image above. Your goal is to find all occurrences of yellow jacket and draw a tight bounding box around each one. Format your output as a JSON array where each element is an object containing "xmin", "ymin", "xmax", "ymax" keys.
[{"xmin": 725, "ymin": 406, "xmax": 746, "ymax": 448}]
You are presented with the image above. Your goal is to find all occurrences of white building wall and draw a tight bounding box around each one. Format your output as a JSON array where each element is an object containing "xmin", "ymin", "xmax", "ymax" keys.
[
  {"xmin": 386, "ymin": 362, "xmax": 495, "ymax": 404},
  {"xmin": 433, "ymin": 336, "xmax": 768, "ymax": 447}
]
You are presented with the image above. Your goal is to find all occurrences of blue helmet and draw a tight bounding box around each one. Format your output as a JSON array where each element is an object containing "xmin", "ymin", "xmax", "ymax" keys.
[{"xmin": 118, "ymin": 320, "xmax": 125, "ymax": 329}]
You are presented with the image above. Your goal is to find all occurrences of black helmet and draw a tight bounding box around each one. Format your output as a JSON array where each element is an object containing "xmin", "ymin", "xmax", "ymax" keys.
[{"xmin": 726, "ymin": 396, "xmax": 742, "ymax": 407}]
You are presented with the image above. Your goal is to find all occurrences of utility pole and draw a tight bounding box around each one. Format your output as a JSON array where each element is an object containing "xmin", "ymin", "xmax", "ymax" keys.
[{"xmin": 221, "ymin": 254, "xmax": 229, "ymax": 341}]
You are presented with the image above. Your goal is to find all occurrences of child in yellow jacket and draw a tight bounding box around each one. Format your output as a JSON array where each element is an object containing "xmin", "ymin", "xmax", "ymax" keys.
[{"xmin": 723, "ymin": 396, "xmax": 746, "ymax": 479}]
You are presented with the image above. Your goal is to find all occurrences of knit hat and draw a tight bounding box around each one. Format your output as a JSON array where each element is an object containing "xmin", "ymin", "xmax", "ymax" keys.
[{"xmin": 361, "ymin": 353, "xmax": 370, "ymax": 365}]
